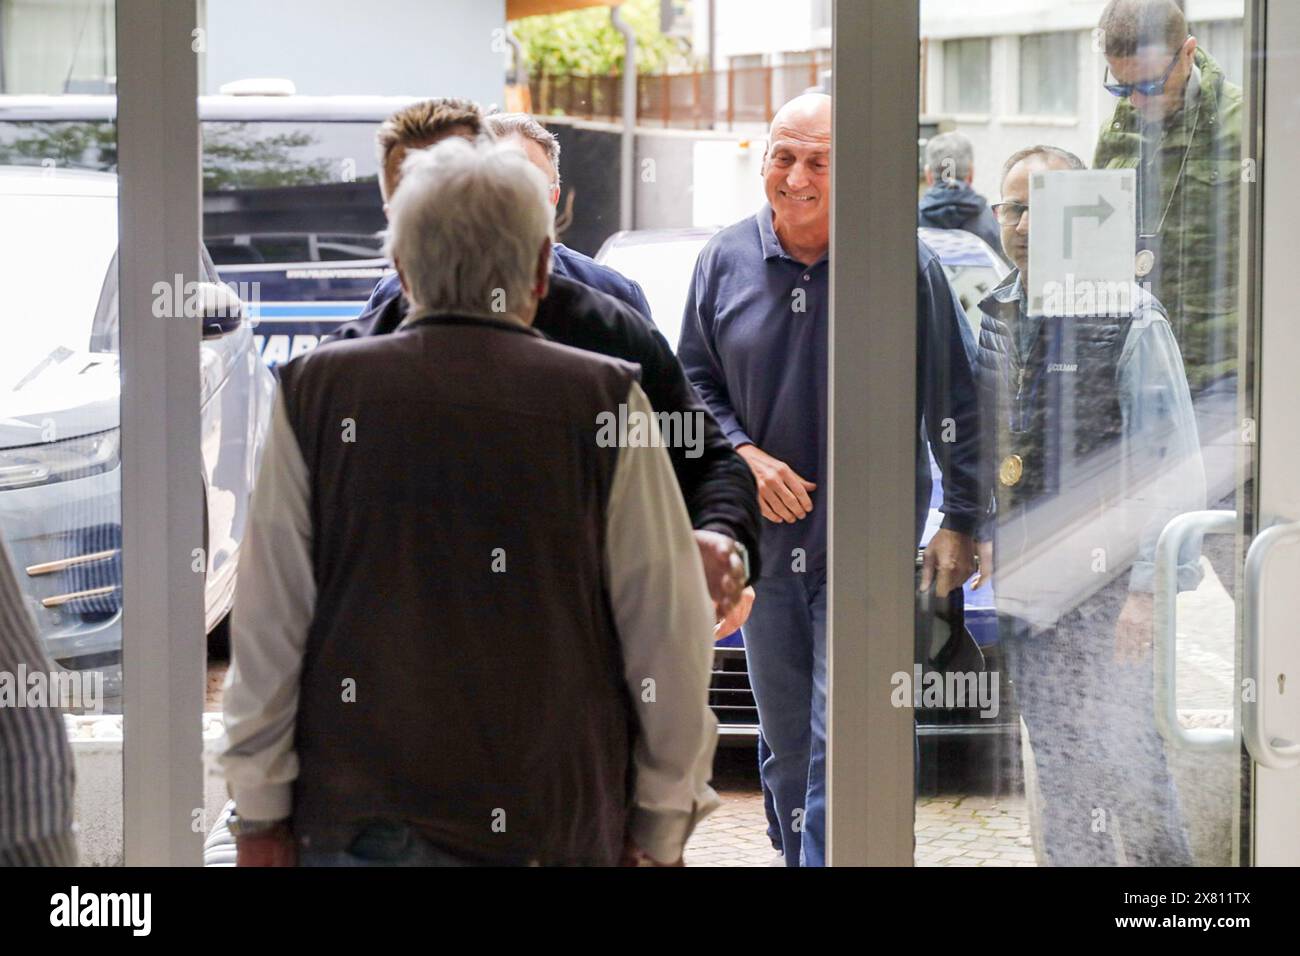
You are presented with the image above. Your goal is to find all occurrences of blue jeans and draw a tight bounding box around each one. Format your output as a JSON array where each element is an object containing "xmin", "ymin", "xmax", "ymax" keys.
[
  {"xmin": 299, "ymin": 822, "xmax": 486, "ymax": 867},
  {"xmin": 1001, "ymin": 577, "xmax": 1193, "ymax": 866},
  {"xmin": 744, "ymin": 570, "xmax": 827, "ymax": 867},
  {"xmin": 757, "ymin": 733, "xmax": 782, "ymax": 851}
]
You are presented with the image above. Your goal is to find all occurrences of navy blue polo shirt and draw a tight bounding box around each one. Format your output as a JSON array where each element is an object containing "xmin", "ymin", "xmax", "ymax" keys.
[
  {"xmin": 680, "ymin": 205, "xmax": 984, "ymax": 578},
  {"xmin": 678, "ymin": 206, "xmax": 829, "ymax": 577}
]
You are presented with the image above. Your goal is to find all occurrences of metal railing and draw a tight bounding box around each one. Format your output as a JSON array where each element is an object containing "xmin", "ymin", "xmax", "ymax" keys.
[{"xmin": 529, "ymin": 55, "xmax": 831, "ymax": 129}]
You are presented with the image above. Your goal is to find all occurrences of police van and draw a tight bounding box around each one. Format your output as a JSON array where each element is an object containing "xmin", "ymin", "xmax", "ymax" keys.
[
  {"xmin": 0, "ymin": 92, "xmax": 410, "ymax": 707},
  {"xmin": 0, "ymin": 91, "xmax": 410, "ymax": 364}
]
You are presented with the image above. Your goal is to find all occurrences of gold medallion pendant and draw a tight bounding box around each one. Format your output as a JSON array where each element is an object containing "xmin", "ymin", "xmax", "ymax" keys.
[
  {"xmin": 1135, "ymin": 249, "xmax": 1156, "ymax": 278},
  {"xmin": 998, "ymin": 454, "xmax": 1024, "ymax": 487}
]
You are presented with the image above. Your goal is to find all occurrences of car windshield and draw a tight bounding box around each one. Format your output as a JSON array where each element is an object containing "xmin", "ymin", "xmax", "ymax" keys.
[
  {"xmin": 0, "ymin": 190, "xmax": 117, "ymax": 391},
  {"xmin": 599, "ymin": 237, "xmax": 712, "ymax": 349}
]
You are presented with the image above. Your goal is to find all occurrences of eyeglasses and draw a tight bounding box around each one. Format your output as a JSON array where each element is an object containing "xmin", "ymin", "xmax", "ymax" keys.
[
  {"xmin": 991, "ymin": 201, "xmax": 1029, "ymax": 226},
  {"xmin": 1104, "ymin": 41, "xmax": 1187, "ymax": 98}
]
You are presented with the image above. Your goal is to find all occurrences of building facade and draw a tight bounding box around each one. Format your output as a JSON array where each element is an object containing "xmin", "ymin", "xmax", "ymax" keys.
[{"xmin": 697, "ymin": 0, "xmax": 1244, "ymax": 200}]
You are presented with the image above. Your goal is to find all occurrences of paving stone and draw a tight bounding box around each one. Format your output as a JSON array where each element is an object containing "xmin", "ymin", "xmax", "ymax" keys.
[{"xmin": 687, "ymin": 762, "xmax": 1035, "ymax": 867}]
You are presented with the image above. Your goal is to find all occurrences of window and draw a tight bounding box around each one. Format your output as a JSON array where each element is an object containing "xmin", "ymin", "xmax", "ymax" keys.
[
  {"xmin": 0, "ymin": 0, "xmax": 115, "ymax": 93},
  {"xmin": 201, "ymin": 121, "xmax": 384, "ymax": 265},
  {"xmin": 1019, "ymin": 31, "xmax": 1078, "ymax": 116},
  {"xmin": 0, "ymin": 119, "xmax": 116, "ymax": 170},
  {"xmin": 943, "ymin": 37, "xmax": 991, "ymax": 114},
  {"xmin": 1190, "ymin": 19, "xmax": 1245, "ymax": 89}
]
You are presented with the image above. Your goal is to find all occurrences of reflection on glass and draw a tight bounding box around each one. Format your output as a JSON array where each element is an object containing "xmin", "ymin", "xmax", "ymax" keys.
[
  {"xmin": 0, "ymin": 0, "xmax": 121, "ymax": 868},
  {"xmin": 943, "ymin": 37, "xmax": 992, "ymax": 114},
  {"xmin": 916, "ymin": 0, "xmax": 1246, "ymax": 867}
]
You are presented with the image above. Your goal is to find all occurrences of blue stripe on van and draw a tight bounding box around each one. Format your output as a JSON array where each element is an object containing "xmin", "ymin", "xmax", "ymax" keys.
[{"xmin": 247, "ymin": 302, "xmax": 366, "ymax": 318}]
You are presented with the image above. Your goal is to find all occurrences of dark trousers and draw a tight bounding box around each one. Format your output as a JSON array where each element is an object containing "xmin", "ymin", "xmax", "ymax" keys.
[{"xmin": 298, "ymin": 822, "xmax": 491, "ymax": 867}]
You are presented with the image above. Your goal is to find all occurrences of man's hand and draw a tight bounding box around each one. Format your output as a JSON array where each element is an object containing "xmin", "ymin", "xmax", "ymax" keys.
[
  {"xmin": 695, "ymin": 530, "xmax": 747, "ymax": 623},
  {"xmin": 1114, "ymin": 591, "xmax": 1155, "ymax": 664},
  {"xmin": 920, "ymin": 528, "xmax": 977, "ymax": 597},
  {"xmin": 235, "ymin": 824, "xmax": 296, "ymax": 867},
  {"xmin": 620, "ymin": 837, "xmax": 684, "ymax": 867},
  {"xmin": 972, "ymin": 538, "xmax": 994, "ymax": 590},
  {"xmin": 715, "ymin": 586, "xmax": 755, "ymax": 639},
  {"xmin": 737, "ymin": 444, "xmax": 816, "ymax": 523}
]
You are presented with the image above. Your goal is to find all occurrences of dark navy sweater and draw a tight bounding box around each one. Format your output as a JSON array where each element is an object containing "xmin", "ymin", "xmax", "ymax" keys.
[{"xmin": 678, "ymin": 206, "xmax": 982, "ymax": 577}]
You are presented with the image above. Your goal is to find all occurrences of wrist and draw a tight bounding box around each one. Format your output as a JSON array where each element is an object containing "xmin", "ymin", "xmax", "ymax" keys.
[
  {"xmin": 694, "ymin": 529, "xmax": 751, "ymax": 587},
  {"xmin": 229, "ymin": 812, "xmax": 290, "ymax": 839},
  {"xmin": 732, "ymin": 540, "xmax": 751, "ymax": 587}
]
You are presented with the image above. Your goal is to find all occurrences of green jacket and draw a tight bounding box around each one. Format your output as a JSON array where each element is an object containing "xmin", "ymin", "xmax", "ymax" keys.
[{"xmin": 1093, "ymin": 47, "xmax": 1243, "ymax": 391}]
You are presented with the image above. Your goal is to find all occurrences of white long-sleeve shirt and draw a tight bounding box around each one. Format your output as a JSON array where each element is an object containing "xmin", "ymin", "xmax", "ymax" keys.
[{"xmin": 219, "ymin": 379, "xmax": 719, "ymax": 864}]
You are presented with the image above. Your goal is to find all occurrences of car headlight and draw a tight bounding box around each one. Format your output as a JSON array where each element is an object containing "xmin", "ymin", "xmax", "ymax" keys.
[{"xmin": 0, "ymin": 430, "xmax": 121, "ymax": 491}]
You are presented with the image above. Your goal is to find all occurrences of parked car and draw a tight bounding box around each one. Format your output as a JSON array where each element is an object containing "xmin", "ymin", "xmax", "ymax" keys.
[
  {"xmin": 0, "ymin": 94, "xmax": 411, "ymax": 367},
  {"xmin": 0, "ymin": 166, "xmax": 275, "ymax": 707},
  {"xmin": 597, "ymin": 225, "xmax": 1014, "ymax": 749}
]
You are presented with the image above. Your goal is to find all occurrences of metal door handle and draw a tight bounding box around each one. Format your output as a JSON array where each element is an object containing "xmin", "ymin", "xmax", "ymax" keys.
[
  {"xmin": 1153, "ymin": 510, "xmax": 1236, "ymax": 753},
  {"xmin": 1243, "ymin": 520, "xmax": 1300, "ymax": 769}
]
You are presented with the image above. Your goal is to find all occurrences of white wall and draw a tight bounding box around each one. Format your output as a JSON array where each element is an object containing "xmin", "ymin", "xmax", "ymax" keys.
[
  {"xmin": 704, "ymin": 0, "xmax": 1245, "ymax": 203},
  {"xmin": 201, "ymin": 0, "xmax": 507, "ymax": 104},
  {"xmin": 920, "ymin": 0, "xmax": 1245, "ymax": 200},
  {"xmin": 924, "ymin": 30, "xmax": 1110, "ymax": 201},
  {"xmin": 696, "ymin": 0, "xmax": 831, "ymax": 63},
  {"xmin": 919, "ymin": 0, "xmax": 1243, "ymax": 39}
]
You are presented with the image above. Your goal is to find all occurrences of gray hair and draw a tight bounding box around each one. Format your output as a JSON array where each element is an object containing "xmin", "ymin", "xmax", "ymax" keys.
[
  {"xmin": 925, "ymin": 131, "xmax": 974, "ymax": 183},
  {"xmin": 485, "ymin": 112, "xmax": 562, "ymax": 187},
  {"xmin": 385, "ymin": 138, "xmax": 554, "ymax": 320},
  {"xmin": 1000, "ymin": 145, "xmax": 1086, "ymax": 191}
]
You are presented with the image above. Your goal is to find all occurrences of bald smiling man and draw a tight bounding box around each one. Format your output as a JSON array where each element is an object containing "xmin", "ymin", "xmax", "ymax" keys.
[{"xmin": 678, "ymin": 93, "xmax": 983, "ymax": 866}]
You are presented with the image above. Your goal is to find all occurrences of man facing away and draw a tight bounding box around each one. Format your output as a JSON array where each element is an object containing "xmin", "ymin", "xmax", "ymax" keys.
[
  {"xmin": 679, "ymin": 93, "xmax": 984, "ymax": 866},
  {"xmin": 220, "ymin": 139, "xmax": 719, "ymax": 866},
  {"xmin": 484, "ymin": 112, "xmax": 655, "ymax": 320},
  {"xmin": 1092, "ymin": 0, "xmax": 1243, "ymax": 396},
  {"xmin": 918, "ymin": 130, "xmax": 1003, "ymax": 257},
  {"xmin": 977, "ymin": 145, "xmax": 1205, "ymax": 865},
  {"xmin": 330, "ymin": 98, "xmax": 761, "ymax": 636}
]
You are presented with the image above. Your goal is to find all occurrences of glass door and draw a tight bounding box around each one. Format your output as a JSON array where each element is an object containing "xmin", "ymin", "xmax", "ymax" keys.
[
  {"xmin": 1246, "ymin": 0, "xmax": 1300, "ymax": 867},
  {"xmin": 828, "ymin": 0, "xmax": 1300, "ymax": 866},
  {"xmin": 904, "ymin": 0, "xmax": 1300, "ymax": 868}
]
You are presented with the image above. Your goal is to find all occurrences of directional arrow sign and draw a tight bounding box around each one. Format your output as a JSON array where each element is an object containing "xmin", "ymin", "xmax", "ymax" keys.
[
  {"xmin": 1028, "ymin": 169, "xmax": 1136, "ymax": 317},
  {"xmin": 1062, "ymin": 194, "xmax": 1116, "ymax": 258}
]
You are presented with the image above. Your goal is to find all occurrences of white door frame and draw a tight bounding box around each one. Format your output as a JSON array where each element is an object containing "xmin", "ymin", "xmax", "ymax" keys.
[
  {"xmin": 827, "ymin": 0, "xmax": 919, "ymax": 866},
  {"xmin": 118, "ymin": 0, "xmax": 206, "ymax": 866},
  {"xmin": 827, "ymin": 0, "xmax": 1300, "ymax": 868},
  {"xmin": 1250, "ymin": 0, "xmax": 1300, "ymax": 866}
]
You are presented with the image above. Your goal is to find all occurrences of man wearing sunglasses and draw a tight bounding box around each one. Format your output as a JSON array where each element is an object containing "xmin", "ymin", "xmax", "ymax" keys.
[{"xmin": 1093, "ymin": 0, "xmax": 1243, "ymax": 398}]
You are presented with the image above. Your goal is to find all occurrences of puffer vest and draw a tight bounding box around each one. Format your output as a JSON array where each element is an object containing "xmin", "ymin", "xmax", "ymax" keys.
[{"xmin": 976, "ymin": 302, "xmax": 1134, "ymax": 515}]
